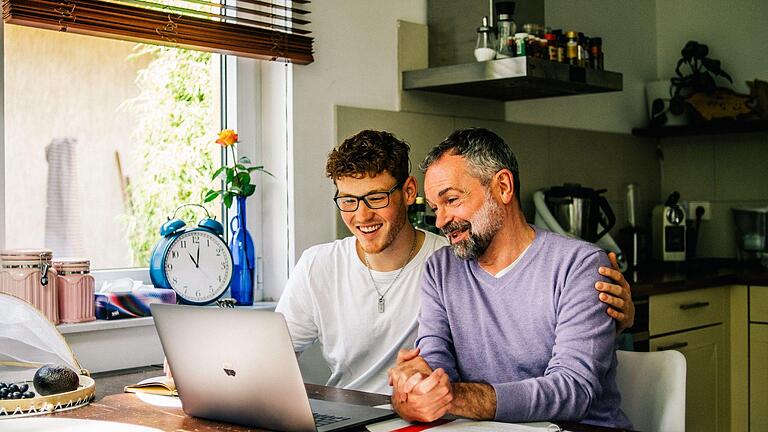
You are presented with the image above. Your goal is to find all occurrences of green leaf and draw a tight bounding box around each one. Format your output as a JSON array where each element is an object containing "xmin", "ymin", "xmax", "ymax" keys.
[
  {"xmin": 211, "ymin": 165, "xmax": 227, "ymax": 180},
  {"xmin": 242, "ymin": 183, "xmax": 256, "ymax": 197},
  {"xmin": 238, "ymin": 156, "xmax": 251, "ymax": 164},
  {"xmin": 229, "ymin": 186, "xmax": 243, "ymax": 195},
  {"xmin": 203, "ymin": 189, "xmax": 221, "ymax": 202},
  {"xmin": 223, "ymin": 192, "xmax": 233, "ymax": 208},
  {"xmin": 236, "ymin": 172, "xmax": 251, "ymax": 185},
  {"xmin": 247, "ymin": 166, "xmax": 275, "ymax": 177},
  {"xmin": 235, "ymin": 163, "xmax": 248, "ymax": 171},
  {"xmin": 226, "ymin": 170, "xmax": 235, "ymax": 182}
]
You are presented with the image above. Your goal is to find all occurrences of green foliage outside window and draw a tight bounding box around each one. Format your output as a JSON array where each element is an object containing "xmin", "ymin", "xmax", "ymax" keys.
[{"xmin": 120, "ymin": 45, "xmax": 218, "ymax": 266}]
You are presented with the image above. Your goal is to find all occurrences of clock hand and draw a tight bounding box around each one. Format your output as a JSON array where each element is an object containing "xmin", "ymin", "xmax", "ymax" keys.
[
  {"xmin": 196, "ymin": 246, "xmax": 200, "ymax": 269},
  {"xmin": 188, "ymin": 252, "xmax": 198, "ymax": 267}
]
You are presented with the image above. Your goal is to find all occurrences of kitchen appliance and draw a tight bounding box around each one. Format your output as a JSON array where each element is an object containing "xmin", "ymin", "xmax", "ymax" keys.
[
  {"xmin": 617, "ymin": 183, "xmax": 649, "ymax": 272},
  {"xmin": 652, "ymin": 192, "xmax": 686, "ymax": 262},
  {"xmin": 534, "ymin": 183, "xmax": 626, "ymax": 271},
  {"xmin": 731, "ymin": 207, "xmax": 768, "ymax": 266}
]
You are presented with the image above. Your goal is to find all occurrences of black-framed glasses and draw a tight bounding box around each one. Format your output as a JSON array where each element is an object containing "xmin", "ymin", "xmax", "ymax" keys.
[{"xmin": 333, "ymin": 181, "xmax": 404, "ymax": 212}]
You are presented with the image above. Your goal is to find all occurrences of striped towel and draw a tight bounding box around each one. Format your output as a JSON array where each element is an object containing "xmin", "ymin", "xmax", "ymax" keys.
[{"xmin": 45, "ymin": 138, "xmax": 85, "ymax": 257}]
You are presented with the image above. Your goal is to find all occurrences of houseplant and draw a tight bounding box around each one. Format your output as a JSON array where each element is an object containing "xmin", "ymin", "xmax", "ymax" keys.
[
  {"xmin": 649, "ymin": 41, "xmax": 734, "ymax": 126},
  {"xmin": 204, "ymin": 129, "xmax": 272, "ymax": 305}
]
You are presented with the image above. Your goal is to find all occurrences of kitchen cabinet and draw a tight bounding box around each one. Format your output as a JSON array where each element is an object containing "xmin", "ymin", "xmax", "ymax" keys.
[
  {"xmin": 750, "ymin": 287, "xmax": 768, "ymax": 432},
  {"xmin": 649, "ymin": 286, "xmax": 730, "ymax": 432}
]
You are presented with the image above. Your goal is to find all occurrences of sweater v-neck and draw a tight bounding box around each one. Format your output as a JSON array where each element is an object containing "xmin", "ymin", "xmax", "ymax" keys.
[{"xmin": 467, "ymin": 226, "xmax": 545, "ymax": 288}]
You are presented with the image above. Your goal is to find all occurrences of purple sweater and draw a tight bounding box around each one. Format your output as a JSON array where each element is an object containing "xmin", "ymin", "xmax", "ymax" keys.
[{"xmin": 416, "ymin": 229, "xmax": 631, "ymax": 428}]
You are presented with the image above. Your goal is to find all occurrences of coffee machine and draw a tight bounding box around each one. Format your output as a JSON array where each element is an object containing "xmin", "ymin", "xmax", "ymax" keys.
[
  {"xmin": 533, "ymin": 183, "xmax": 626, "ymax": 271},
  {"xmin": 652, "ymin": 191, "xmax": 686, "ymax": 262}
]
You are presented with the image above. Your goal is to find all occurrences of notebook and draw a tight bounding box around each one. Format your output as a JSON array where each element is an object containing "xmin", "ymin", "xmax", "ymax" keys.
[{"xmin": 150, "ymin": 304, "xmax": 396, "ymax": 431}]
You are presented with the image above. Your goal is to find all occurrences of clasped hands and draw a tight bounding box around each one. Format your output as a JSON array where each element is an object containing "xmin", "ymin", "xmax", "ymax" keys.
[{"xmin": 387, "ymin": 348, "xmax": 453, "ymax": 422}]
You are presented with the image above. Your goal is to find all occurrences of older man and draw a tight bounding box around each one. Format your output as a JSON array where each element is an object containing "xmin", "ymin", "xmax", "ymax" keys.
[{"xmin": 389, "ymin": 128, "xmax": 632, "ymax": 428}]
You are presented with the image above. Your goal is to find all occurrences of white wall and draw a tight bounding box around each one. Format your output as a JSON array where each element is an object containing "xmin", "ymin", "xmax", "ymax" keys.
[
  {"xmin": 655, "ymin": 0, "xmax": 768, "ymax": 96},
  {"xmin": 291, "ymin": 1, "xmax": 427, "ymax": 259},
  {"xmin": 504, "ymin": 0, "xmax": 658, "ymax": 134}
]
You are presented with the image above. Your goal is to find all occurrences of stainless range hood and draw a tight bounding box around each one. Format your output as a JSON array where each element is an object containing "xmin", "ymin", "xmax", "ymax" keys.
[{"xmin": 402, "ymin": 56, "xmax": 623, "ymax": 101}]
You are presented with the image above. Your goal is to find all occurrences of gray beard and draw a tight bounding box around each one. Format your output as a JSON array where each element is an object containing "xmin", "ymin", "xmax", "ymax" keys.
[{"xmin": 443, "ymin": 191, "xmax": 504, "ymax": 260}]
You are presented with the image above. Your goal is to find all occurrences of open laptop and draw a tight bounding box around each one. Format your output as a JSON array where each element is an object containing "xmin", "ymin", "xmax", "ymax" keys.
[{"xmin": 151, "ymin": 304, "xmax": 396, "ymax": 431}]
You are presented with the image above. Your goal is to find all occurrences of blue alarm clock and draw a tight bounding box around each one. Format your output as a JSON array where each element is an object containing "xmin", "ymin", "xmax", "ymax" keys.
[{"xmin": 149, "ymin": 204, "xmax": 233, "ymax": 305}]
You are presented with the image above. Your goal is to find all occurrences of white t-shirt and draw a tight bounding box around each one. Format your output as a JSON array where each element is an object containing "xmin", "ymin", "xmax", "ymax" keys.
[{"xmin": 275, "ymin": 230, "xmax": 448, "ymax": 395}]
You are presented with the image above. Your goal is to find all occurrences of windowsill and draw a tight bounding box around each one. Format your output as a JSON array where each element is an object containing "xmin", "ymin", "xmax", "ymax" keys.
[
  {"xmin": 57, "ymin": 302, "xmax": 278, "ymax": 335},
  {"xmin": 58, "ymin": 302, "xmax": 278, "ymax": 373}
]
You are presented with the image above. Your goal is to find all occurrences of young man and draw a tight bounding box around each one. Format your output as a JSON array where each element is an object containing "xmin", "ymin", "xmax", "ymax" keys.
[
  {"xmin": 388, "ymin": 128, "xmax": 632, "ymax": 428},
  {"xmin": 276, "ymin": 130, "xmax": 634, "ymax": 396}
]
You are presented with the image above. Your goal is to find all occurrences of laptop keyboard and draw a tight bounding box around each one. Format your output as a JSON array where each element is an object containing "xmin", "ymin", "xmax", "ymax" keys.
[{"xmin": 313, "ymin": 412, "xmax": 350, "ymax": 427}]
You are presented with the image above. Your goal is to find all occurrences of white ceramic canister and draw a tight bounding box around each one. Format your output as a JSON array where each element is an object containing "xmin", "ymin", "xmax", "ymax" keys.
[
  {"xmin": 53, "ymin": 257, "xmax": 96, "ymax": 323},
  {"xmin": 0, "ymin": 249, "xmax": 59, "ymax": 324}
]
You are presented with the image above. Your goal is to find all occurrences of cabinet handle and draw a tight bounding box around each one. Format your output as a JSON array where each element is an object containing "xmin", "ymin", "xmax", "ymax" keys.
[
  {"xmin": 679, "ymin": 301, "xmax": 710, "ymax": 310},
  {"xmin": 657, "ymin": 341, "xmax": 689, "ymax": 351}
]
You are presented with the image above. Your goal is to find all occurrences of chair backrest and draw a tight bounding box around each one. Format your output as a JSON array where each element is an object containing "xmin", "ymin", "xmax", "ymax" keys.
[{"xmin": 615, "ymin": 350, "xmax": 687, "ymax": 432}]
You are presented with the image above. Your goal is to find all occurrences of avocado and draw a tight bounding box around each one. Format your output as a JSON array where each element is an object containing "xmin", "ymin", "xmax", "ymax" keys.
[{"xmin": 33, "ymin": 364, "xmax": 80, "ymax": 396}]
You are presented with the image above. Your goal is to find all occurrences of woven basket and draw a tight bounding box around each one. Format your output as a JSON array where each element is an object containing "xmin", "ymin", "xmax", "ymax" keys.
[{"xmin": 0, "ymin": 293, "xmax": 95, "ymax": 418}]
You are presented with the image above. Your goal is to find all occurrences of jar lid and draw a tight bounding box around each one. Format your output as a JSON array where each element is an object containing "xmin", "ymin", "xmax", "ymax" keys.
[
  {"xmin": 53, "ymin": 257, "xmax": 91, "ymax": 272},
  {"xmin": 0, "ymin": 249, "xmax": 53, "ymax": 262}
]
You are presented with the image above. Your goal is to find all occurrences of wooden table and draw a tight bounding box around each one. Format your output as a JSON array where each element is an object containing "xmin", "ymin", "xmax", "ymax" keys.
[{"xmin": 51, "ymin": 384, "xmax": 631, "ymax": 431}]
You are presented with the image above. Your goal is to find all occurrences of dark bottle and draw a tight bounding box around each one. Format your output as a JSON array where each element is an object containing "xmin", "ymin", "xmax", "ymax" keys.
[
  {"xmin": 589, "ymin": 37, "xmax": 604, "ymax": 70},
  {"xmin": 412, "ymin": 197, "xmax": 441, "ymax": 234}
]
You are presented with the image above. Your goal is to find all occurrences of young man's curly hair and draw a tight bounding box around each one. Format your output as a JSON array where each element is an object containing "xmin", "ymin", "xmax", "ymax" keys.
[{"xmin": 325, "ymin": 130, "xmax": 411, "ymax": 184}]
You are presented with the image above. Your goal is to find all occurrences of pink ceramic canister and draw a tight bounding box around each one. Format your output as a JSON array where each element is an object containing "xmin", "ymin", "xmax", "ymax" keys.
[
  {"xmin": 0, "ymin": 249, "xmax": 59, "ymax": 324},
  {"xmin": 53, "ymin": 257, "xmax": 96, "ymax": 323}
]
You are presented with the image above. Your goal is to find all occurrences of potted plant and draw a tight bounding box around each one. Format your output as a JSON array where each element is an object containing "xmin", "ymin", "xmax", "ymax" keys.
[{"xmin": 649, "ymin": 41, "xmax": 735, "ymax": 127}]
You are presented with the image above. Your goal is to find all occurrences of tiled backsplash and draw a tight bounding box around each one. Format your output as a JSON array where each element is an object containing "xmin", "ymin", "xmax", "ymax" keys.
[{"xmin": 660, "ymin": 132, "xmax": 768, "ymax": 258}]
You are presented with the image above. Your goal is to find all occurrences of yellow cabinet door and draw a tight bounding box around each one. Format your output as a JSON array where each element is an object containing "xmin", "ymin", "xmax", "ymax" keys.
[
  {"xmin": 651, "ymin": 324, "xmax": 728, "ymax": 432},
  {"xmin": 751, "ymin": 324, "xmax": 768, "ymax": 432}
]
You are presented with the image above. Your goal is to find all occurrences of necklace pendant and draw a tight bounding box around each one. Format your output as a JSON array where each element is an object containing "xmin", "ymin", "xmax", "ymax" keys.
[{"xmin": 377, "ymin": 297, "xmax": 385, "ymax": 313}]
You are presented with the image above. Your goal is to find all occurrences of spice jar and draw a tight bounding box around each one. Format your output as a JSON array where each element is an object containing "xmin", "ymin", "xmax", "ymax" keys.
[
  {"xmin": 566, "ymin": 31, "xmax": 579, "ymax": 65},
  {"xmin": 0, "ymin": 249, "xmax": 59, "ymax": 324},
  {"xmin": 474, "ymin": 16, "xmax": 497, "ymax": 62},
  {"xmin": 54, "ymin": 257, "xmax": 95, "ymax": 323}
]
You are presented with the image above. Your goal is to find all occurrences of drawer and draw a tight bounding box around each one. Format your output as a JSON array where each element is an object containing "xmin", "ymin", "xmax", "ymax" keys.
[
  {"xmin": 752, "ymin": 287, "xmax": 768, "ymax": 323},
  {"xmin": 649, "ymin": 286, "xmax": 727, "ymax": 336}
]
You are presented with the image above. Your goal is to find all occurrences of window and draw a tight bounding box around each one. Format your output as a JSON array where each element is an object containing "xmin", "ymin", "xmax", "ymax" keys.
[{"xmin": 3, "ymin": 25, "xmax": 224, "ymax": 270}]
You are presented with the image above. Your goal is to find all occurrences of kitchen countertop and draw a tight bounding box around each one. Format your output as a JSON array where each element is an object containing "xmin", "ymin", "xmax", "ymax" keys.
[{"xmin": 626, "ymin": 259, "xmax": 768, "ymax": 297}]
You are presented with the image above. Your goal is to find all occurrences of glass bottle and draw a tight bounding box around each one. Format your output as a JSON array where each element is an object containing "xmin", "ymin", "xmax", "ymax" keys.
[
  {"xmin": 566, "ymin": 31, "xmax": 579, "ymax": 65},
  {"xmin": 494, "ymin": 2, "xmax": 517, "ymax": 59},
  {"xmin": 412, "ymin": 197, "xmax": 441, "ymax": 234},
  {"xmin": 474, "ymin": 16, "xmax": 496, "ymax": 62},
  {"xmin": 229, "ymin": 195, "xmax": 256, "ymax": 305}
]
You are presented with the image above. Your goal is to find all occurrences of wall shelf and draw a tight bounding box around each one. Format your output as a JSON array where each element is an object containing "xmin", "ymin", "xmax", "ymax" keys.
[
  {"xmin": 632, "ymin": 121, "xmax": 768, "ymax": 138},
  {"xmin": 402, "ymin": 56, "xmax": 623, "ymax": 101}
]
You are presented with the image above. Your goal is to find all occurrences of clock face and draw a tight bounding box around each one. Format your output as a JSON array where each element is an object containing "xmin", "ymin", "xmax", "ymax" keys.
[{"xmin": 163, "ymin": 230, "xmax": 232, "ymax": 304}]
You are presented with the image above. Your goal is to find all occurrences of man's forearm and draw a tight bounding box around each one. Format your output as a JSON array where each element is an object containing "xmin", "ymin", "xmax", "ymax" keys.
[{"xmin": 449, "ymin": 382, "xmax": 497, "ymax": 420}]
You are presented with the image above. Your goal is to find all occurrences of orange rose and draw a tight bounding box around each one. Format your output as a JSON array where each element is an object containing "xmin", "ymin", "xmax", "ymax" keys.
[{"xmin": 216, "ymin": 129, "xmax": 238, "ymax": 147}]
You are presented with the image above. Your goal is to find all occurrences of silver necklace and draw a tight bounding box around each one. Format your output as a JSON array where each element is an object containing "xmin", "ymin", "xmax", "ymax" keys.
[{"xmin": 364, "ymin": 232, "xmax": 418, "ymax": 313}]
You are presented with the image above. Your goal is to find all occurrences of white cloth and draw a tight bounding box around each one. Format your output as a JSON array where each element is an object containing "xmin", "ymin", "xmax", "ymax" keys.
[
  {"xmin": 45, "ymin": 138, "xmax": 84, "ymax": 256},
  {"xmin": 276, "ymin": 229, "xmax": 448, "ymax": 395}
]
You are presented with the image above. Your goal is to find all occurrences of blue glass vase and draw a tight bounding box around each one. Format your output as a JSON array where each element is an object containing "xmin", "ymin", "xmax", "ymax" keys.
[{"xmin": 229, "ymin": 196, "xmax": 256, "ymax": 305}]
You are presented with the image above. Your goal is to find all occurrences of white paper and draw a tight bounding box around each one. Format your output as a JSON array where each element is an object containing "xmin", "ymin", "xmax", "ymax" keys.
[{"xmin": 367, "ymin": 418, "xmax": 562, "ymax": 432}]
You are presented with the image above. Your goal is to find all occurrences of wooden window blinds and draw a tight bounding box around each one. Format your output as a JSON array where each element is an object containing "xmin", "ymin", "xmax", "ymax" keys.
[{"xmin": 2, "ymin": 0, "xmax": 314, "ymax": 64}]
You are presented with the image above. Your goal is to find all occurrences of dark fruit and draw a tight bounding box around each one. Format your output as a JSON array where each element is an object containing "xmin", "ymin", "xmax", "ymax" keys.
[
  {"xmin": 22, "ymin": 391, "xmax": 35, "ymax": 399},
  {"xmin": 11, "ymin": 392, "xmax": 21, "ymax": 399},
  {"xmin": 33, "ymin": 364, "xmax": 80, "ymax": 396},
  {"xmin": 8, "ymin": 384, "xmax": 18, "ymax": 393},
  {"xmin": 0, "ymin": 388, "xmax": 8, "ymax": 399},
  {"xmin": 19, "ymin": 383, "xmax": 28, "ymax": 393}
]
